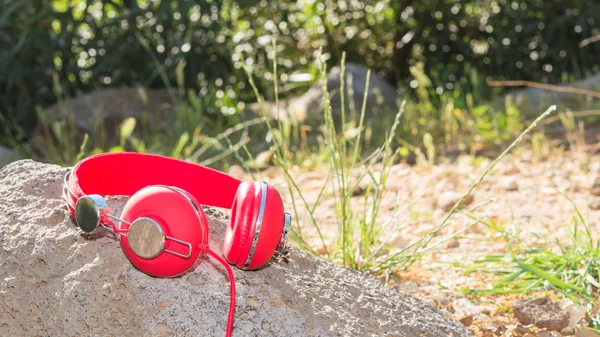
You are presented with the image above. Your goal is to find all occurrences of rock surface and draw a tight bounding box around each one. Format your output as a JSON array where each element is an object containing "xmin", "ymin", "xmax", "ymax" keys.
[
  {"xmin": 0, "ymin": 159, "xmax": 473, "ymax": 337},
  {"xmin": 496, "ymin": 72, "xmax": 600, "ymax": 117},
  {"xmin": 35, "ymin": 87, "xmax": 174, "ymax": 140},
  {"xmin": 285, "ymin": 62, "xmax": 401, "ymax": 125},
  {"xmin": 512, "ymin": 297, "xmax": 570, "ymax": 331}
]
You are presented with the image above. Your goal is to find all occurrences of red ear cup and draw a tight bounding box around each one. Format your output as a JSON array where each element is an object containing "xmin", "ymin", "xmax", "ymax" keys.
[
  {"xmin": 222, "ymin": 181, "xmax": 259, "ymax": 268},
  {"xmin": 119, "ymin": 185, "xmax": 209, "ymax": 278},
  {"xmin": 223, "ymin": 181, "xmax": 285, "ymax": 270},
  {"xmin": 245, "ymin": 184, "xmax": 285, "ymax": 270}
]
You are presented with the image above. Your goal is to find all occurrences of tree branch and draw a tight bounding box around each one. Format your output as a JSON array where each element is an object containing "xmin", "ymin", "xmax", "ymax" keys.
[{"xmin": 487, "ymin": 80, "xmax": 600, "ymax": 100}]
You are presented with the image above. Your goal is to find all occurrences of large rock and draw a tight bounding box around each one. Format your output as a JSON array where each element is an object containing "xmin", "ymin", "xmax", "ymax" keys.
[
  {"xmin": 0, "ymin": 159, "xmax": 473, "ymax": 337},
  {"xmin": 285, "ymin": 62, "xmax": 401, "ymax": 125},
  {"xmin": 497, "ymin": 72, "xmax": 600, "ymax": 117},
  {"xmin": 242, "ymin": 63, "xmax": 401, "ymax": 126},
  {"xmin": 33, "ymin": 87, "xmax": 174, "ymax": 142}
]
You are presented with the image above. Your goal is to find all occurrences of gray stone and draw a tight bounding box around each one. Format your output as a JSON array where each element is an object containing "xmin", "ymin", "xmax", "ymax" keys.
[
  {"xmin": 496, "ymin": 72, "xmax": 600, "ymax": 118},
  {"xmin": 34, "ymin": 87, "xmax": 174, "ymax": 141},
  {"xmin": 562, "ymin": 325, "xmax": 576, "ymax": 336},
  {"xmin": 286, "ymin": 62, "xmax": 401, "ymax": 125},
  {"xmin": 0, "ymin": 159, "xmax": 473, "ymax": 337},
  {"xmin": 513, "ymin": 297, "xmax": 569, "ymax": 331}
]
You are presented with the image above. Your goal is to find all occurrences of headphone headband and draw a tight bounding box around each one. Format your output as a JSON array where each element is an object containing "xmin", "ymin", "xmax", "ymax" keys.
[{"xmin": 65, "ymin": 152, "xmax": 243, "ymax": 213}]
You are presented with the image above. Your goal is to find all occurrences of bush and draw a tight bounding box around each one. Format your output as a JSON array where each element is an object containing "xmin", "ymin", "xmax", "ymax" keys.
[{"xmin": 1, "ymin": 0, "xmax": 599, "ymax": 146}]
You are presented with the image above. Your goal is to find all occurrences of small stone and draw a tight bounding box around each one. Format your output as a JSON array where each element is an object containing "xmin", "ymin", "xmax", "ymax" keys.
[
  {"xmin": 590, "ymin": 198, "xmax": 600, "ymax": 210},
  {"xmin": 591, "ymin": 179, "xmax": 600, "ymax": 196},
  {"xmin": 499, "ymin": 176, "xmax": 519, "ymax": 191},
  {"xmin": 474, "ymin": 314, "xmax": 498, "ymax": 331},
  {"xmin": 157, "ymin": 301, "xmax": 169, "ymax": 309},
  {"xmin": 512, "ymin": 297, "xmax": 569, "ymax": 331},
  {"xmin": 437, "ymin": 192, "xmax": 474, "ymax": 212},
  {"xmin": 445, "ymin": 238, "xmax": 460, "ymax": 249},
  {"xmin": 561, "ymin": 325, "xmax": 576, "ymax": 335},
  {"xmin": 452, "ymin": 298, "xmax": 482, "ymax": 318},
  {"xmin": 352, "ymin": 184, "xmax": 367, "ymax": 196},
  {"xmin": 459, "ymin": 315, "xmax": 473, "ymax": 327},
  {"xmin": 561, "ymin": 299, "xmax": 586, "ymax": 325}
]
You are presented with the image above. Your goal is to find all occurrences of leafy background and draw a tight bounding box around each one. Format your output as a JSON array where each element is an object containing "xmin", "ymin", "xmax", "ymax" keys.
[{"xmin": 1, "ymin": 0, "xmax": 600, "ymax": 145}]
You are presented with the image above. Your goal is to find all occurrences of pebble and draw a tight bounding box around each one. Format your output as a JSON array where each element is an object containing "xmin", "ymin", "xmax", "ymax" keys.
[
  {"xmin": 590, "ymin": 197, "xmax": 600, "ymax": 210},
  {"xmin": 445, "ymin": 238, "xmax": 460, "ymax": 249},
  {"xmin": 459, "ymin": 315, "xmax": 473, "ymax": 327},
  {"xmin": 499, "ymin": 176, "xmax": 519, "ymax": 191},
  {"xmin": 452, "ymin": 298, "xmax": 482, "ymax": 318},
  {"xmin": 437, "ymin": 192, "xmax": 474, "ymax": 211},
  {"xmin": 561, "ymin": 299, "xmax": 586, "ymax": 325},
  {"xmin": 512, "ymin": 297, "xmax": 569, "ymax": 331},
  {"xmin": 561, "ymin": 325, "xmax": 576, "ymax": 336},
  {"xmin": 591, "ymin": 178, "xmax": 600, "ymax": 196}
]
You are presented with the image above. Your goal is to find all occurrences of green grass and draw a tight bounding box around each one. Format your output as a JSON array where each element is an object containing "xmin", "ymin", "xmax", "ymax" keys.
[
  {"xmin": 461, "ymin": 194, "xmax": 600, "ymax": 302},
  {"xmin": 229, "ymin": 48, "xmax": 558, "ymax": 278},
  {"xmin": 454, "ymin": 189, "xmax": 600, "ymax": 331}
]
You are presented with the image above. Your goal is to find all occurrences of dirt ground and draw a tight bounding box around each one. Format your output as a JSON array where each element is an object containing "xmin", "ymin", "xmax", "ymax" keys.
[{"xmin": 229, "ymin": 129, "xmax": 600, "ymax": 336}]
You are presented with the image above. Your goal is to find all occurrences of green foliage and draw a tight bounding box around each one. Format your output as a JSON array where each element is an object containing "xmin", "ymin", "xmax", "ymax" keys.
[
  {"xmin": 391, "ymin": 0, "xmax": 600, "ymax": 105},
  {"xmin": 3, "ymin": 0, "xmax": 599, "ymax": 148},
  {"xmin": 398, "ymin": 63, "xmax": 524, "ymax": 154}
]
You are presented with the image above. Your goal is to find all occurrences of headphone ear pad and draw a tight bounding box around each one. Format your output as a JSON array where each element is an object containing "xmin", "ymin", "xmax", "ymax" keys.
[
  {"xmin": 223, "ymin": 181, "xmax": 285, "ymax": 270},
  {"xmin": 222, "ymin": 181, "xmax": 259, "ymax": 268},
  {"xmin": 244, "ymin": 183, "xmax": 284, "ymax": 270},
  {"xmin": 119, "ymin": 185, "xmax": 209, "ymax": 278}
]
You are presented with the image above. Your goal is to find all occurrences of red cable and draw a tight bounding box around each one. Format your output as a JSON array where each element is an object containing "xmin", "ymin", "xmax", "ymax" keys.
[{"xmin": 206, "ymin": 248, "xmax": 236, "ymax": 337}]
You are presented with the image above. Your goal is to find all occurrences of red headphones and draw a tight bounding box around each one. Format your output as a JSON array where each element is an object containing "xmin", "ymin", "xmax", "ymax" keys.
[{"xmin": 62, "ymin": 152, "xmax": 291, "ymax": 336}]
